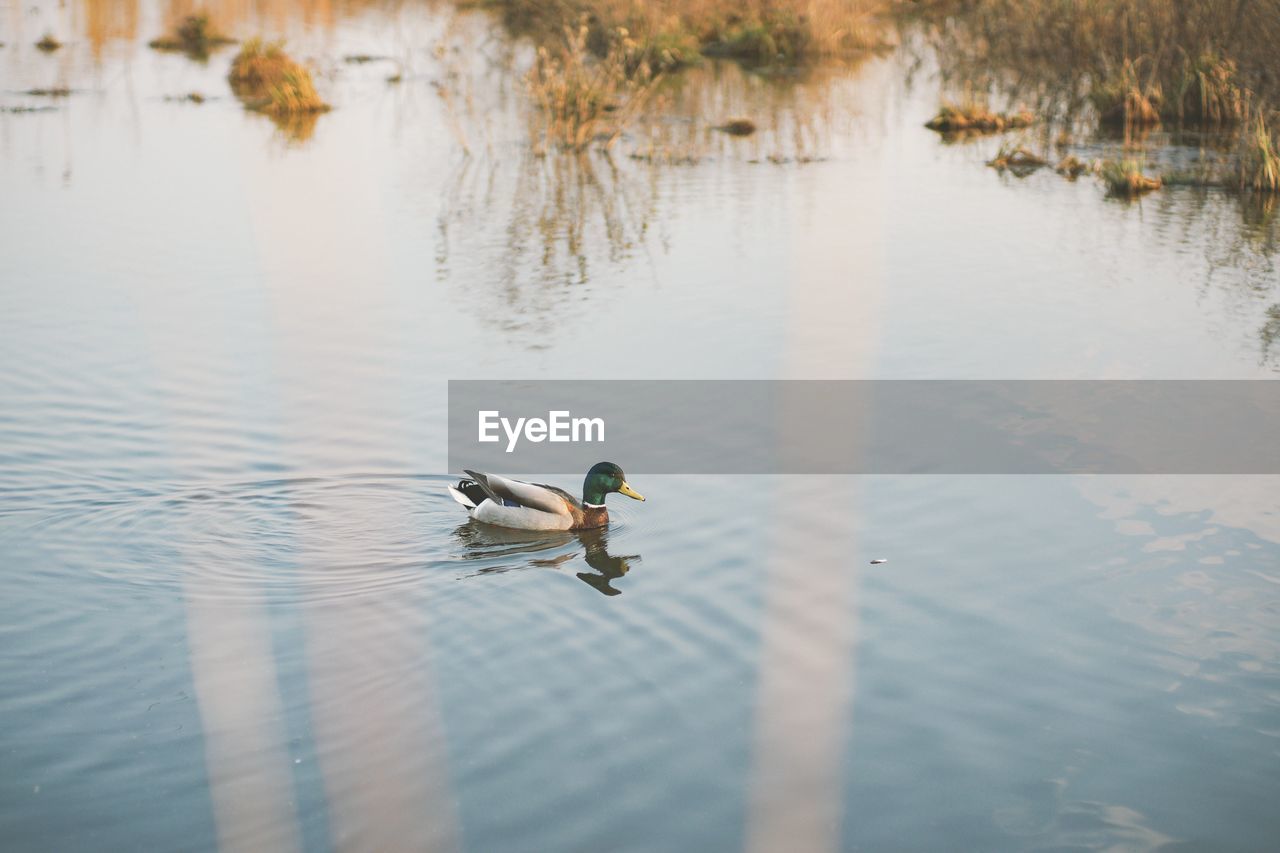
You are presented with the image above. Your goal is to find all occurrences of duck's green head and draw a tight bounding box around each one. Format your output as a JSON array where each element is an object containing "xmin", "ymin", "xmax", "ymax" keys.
[{"xmin": 583, "ymin": 461, "xmax": 644, "ymax": 506}]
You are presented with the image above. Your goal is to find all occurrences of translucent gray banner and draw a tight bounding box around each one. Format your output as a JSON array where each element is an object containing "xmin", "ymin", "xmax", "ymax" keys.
[{"xmin": 447, "ymin": 380, "xmax": 1280, "ymax": 474}]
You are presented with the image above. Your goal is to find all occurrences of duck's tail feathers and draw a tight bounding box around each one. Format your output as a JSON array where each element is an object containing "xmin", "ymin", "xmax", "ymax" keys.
[{"xmin": 448, "ymin": 480, "xmax": 487, "ymax": 509}]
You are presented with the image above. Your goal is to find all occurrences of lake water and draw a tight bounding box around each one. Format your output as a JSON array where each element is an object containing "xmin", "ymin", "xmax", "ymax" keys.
[{"xmin": 2, "ymin": 2, "xmax": 1279, "ymax": 851}]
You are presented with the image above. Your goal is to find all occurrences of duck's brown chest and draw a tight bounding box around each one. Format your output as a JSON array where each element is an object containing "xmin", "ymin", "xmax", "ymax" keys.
[{"xmin": 571, "ymin": 505, "xmax": 610, "ymax": 530}]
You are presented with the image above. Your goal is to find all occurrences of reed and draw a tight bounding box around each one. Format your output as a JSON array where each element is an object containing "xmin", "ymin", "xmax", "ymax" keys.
[
  {"xmin": 1090, "ymin": 58, "xmax": 1161, "ymax": 127},
  {"xmin": 1170, "ymin": 53, "xmax": 1249, "ymax": 126},
  {"xmin": 1235, "ymin": 112, "xmax": 1280, "ymax": 193}
]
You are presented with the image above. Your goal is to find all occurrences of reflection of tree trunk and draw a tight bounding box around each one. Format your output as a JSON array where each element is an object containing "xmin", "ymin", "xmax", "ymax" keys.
[
  {"xmin": 747, "ymin": 486, "xmax": 861, "ymax": 853},
  {"xmin": 746, "ymin": 68, "xmax": 887, "ymax": 851},
  {"xmin": 303, "ymin": 593, "xmax": 458, "ymax": 853},
  {"xmin": 228, "ymin": 102, "xmax": 457, "ymax": 852},
  {"xmin": 185, "ymin": 585, "xmax": 303, "ymax": 853}
]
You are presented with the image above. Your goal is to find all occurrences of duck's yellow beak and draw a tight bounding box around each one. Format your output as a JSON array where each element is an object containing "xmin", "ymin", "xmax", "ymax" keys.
[{"xmin": 617, "ymin": 481, "xmax": 645, "ymax": 501}]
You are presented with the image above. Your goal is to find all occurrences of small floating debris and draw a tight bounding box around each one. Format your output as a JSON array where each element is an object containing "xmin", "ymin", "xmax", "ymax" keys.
[
  {"xmin": 870, "ymin": 558, "xmax": 888, "ymax": 565},
  {"xmin": 715, "ymin": 118, "xmax": 757, "ymax": 136},
  {"xmin": 1055, "ymin": 154, "xmax": 1091, "ymax": 179},
  {"xmin": 748, "ymin": 154, "xmax": 827, "ymax": 165},
  {"xmin": 386, "ymin": 73, "xmax": 403, "ymax": 84},
  {"xmin": 36, "ymin": 33, "xmax": 63, "ymax": 53},
  {"xmin": 24, "ymin": 87, "xmax": 72, "ymax": 98},
  {"xmin": 987, "ymin": 144, "xmax": 1048, "ymax": 175},
  {"xmin": 2, "ymin": 105, "xmax": 58, "ymax": 113},
  {"xmin": 164, "ymin": 92, "xmax": 207, "ymax": 104},
  {"xmin": 629, "ymin": 149, "xmax": 702, "ymax": 166},
  {"xmin": 343, "ymin": 54, "xmax": 390, "ymax": 64}
]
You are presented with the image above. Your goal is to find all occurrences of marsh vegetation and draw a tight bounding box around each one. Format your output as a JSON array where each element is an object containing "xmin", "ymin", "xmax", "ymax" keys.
[
  {"xmin": 917, "ymin": 0, "xmax": 1280, "ymax": 195},
  {"xmin": 486, "ymin": 0, "xmax": 888, "ymax": 65}
]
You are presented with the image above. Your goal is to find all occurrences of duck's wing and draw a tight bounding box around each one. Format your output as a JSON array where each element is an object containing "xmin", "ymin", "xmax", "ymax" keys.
[{"xmin": 463, "ymin": 470, "xmax": 574, "ymax": 516}]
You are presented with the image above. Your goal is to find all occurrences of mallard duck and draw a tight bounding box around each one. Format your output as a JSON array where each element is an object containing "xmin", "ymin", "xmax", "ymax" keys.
[{"xmin": 448, "ymin": 461, "xmax": 644, "ymax": 531}]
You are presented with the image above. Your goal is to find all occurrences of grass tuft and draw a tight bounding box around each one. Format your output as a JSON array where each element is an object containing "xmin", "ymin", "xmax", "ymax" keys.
[
  {"xmin": 526, "ymin": 22, "xmax": 657, "ymax": 152},
  {"xmin": 925, "ymin": 98, "xmax": 1034, "ymax": 134},
  {"xmin": 1099, "ymin": 159, "xmax": 1161, "ymax": 197},
  {"xmin": 229, "ymin": 39, "xmax": 329, "ymax": 116}
]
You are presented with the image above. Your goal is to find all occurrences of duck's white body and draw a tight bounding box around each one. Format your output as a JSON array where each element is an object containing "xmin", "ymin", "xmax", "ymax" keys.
[
  {"xmin": 467, "ymin": 495, "xmax": 575, "ymax": 530},
  {"xmin": 449, "ymin": 470, "xmax": 594, "ymax": 531}
]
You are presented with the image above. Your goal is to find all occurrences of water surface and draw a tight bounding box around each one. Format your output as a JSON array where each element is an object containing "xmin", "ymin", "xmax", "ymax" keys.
[{"xmin": 2, "ymin": 2, "xmax": 1279, "ymax": 851}]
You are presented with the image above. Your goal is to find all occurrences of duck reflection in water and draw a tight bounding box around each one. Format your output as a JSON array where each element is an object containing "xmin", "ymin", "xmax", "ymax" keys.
[{"xmin": 454, "ymin": 523, "xmax": 641, "ymax": 596}]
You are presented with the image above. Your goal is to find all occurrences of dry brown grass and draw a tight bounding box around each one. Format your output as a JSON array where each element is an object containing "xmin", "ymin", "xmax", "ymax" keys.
[
  {"xmin": 1235, "ymin": 111, "xmax": 1280, "ymax": 193},
  {"xmin": 986, "ymin": 143, "xmax": 1047, "ymax": 175},
  {"xmin": 923, "ymin": 0, "xmax": 1278, "ymax": 192},
  {"xmin": 1099, "ymin": 159, "xmax": 1161, "ymax": 197},
  {"xmin": 925, "ymin": 99, "xmax": 1033, "ymax": 134},
  {"xmin": 489, "ymin": 0, "xmax": 888, "ymax": 68},
  {"xmin": 927, "ymin": 1, "xmax": 1278, "ymax": 102},
  {"xmin": 527, "ymin": 22, "xmax": 659, "ymax": 151},
  {"xmin": 1090, "ymin": 58, "xmax": 1161, "ymax": 127},
  {"xmin": 229, "ymin": 38, "xmax": 329, "ymax": 115}
]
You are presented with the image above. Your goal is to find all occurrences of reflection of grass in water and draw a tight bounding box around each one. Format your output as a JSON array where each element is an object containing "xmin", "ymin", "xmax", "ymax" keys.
[
  {"xmin": 433, "ymin": 58, "xmax": 859, "ymax": 347},
  {"xmin": 604, "ymin": 55, "xmax": 863, "ymax": 166},
  {"xmin": 1261, "ymin": 304, "xmax": 1280, "ymax": 367},
  {"xmin": 149, "ymin": 14, "xmax": 235, "ymax": 60},
  {"xmin": 434, "ymin": 150, "xmax": 660, "ymax": 345}
]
